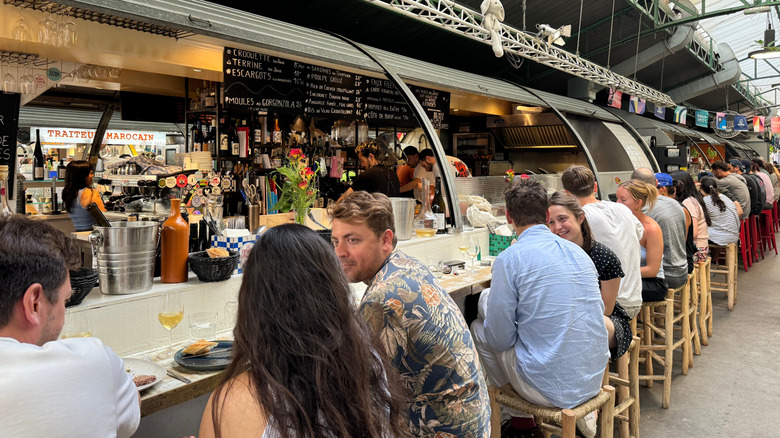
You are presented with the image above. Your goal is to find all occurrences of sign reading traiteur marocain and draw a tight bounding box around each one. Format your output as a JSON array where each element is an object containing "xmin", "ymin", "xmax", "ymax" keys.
[{"xmin": 33, "ymin": 128, "xmax": 167, "ymax": 146}]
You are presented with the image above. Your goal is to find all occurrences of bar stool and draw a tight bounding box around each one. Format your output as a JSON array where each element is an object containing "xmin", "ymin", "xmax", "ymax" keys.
[
  {"xmin": 603, "ymin": 336, "xmax": 640, "ymax": 438},
  {"xmin": 696, "ymin": 258, "xmax": 713, "ymax": 345},
  {"xmin": 688, "ymin": 269, "xmax": 702, "ymax": 357},
  {"xmin": 738, "ymin": 218, "xmax": 752, "ymax": 271},
  {"xmin": 710, "ymin": 242, "xmax": 738, "ymax": 311},
  {"xmin": 669, "ymin": 278, "xmax": 695, "ymax": 370},
  {"xmin": 759, "ymin": 208, "xmax": 778, "ymax": 255},
  {"xmin": 751, "ymin": 214, "xmax": 762, "ymax": 261},
  {"xmin": 488, "ymin": 384, "xmax": 616, "ymax": 438},
  {"xmin": 773, "ymin": 200, "xmax": 779, "ymax": 233}
]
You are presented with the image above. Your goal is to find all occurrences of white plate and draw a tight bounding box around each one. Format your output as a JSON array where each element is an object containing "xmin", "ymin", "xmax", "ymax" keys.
[{"xmin": 122, "ymin": 357, "xmax": 166, "ymax": 392}]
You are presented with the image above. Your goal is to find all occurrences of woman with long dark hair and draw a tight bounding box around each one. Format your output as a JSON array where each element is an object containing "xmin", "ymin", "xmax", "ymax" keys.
[
  {"xmin": 199, "ymin": 224, "xmax": 409, "ymax": 438},
  {"xmin": 61, "ymin": 160, "xmax": 106, "ymax": 231},
  {"xmin": 699, "ymin": 177, "xmax": 740, "ymax": 246},
  {"xmin": 670, "ymin": 171, "xmax": 711, "ymax": 263},
  {"xmin": 548, "ymin": 191, "xmax": 632, "ymax": 359}
]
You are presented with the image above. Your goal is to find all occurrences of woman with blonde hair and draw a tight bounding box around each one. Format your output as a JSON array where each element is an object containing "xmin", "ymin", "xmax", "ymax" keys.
[{"xmin": 616, "ymin": 180, "xmax": 668, "ymax": 302}]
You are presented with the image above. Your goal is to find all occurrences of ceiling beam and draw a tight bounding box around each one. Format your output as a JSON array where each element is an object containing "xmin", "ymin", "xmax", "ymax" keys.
[{"xmin": 653, "ymin": 1, "xmax": 780, "ymax": 32}]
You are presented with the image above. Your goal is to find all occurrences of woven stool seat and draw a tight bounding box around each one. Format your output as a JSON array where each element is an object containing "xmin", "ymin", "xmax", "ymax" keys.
[{"xmin": 489, "ymin": 384, "xmax": 615, "ymax": 438}]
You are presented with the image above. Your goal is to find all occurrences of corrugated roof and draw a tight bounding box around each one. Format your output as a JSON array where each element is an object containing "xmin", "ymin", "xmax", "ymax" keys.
[{"xmin": 18, "ymin": 107, "xmax": 183, "ymax": 133}]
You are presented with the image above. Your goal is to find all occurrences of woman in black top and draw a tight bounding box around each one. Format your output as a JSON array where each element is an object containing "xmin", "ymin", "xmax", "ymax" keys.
[
  {"xmin": 548, "ymin": 191, "xmax": 633, "ymax": 359},
  {"xmin": 338, "ymin": 139, "xmax": 400, "ymax": 202}
]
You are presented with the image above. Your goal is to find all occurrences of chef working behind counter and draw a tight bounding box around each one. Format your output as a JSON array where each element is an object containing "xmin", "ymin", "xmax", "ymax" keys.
[{"xmin": 337, "ymin": 139, "xmax": 400, "ymax": 203}]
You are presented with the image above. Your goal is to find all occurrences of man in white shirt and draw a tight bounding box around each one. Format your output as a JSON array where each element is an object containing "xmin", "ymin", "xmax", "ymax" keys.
[
  {"xmin": 562, "ymin": 166, "xmax": 644, "ymax": 318},
  {"xmin": 0, "ymin": 216, "xmax": 140, "ymax": 438}
]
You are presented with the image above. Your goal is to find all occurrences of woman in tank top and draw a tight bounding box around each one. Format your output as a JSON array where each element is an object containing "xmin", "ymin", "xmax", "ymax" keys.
[
  {"xmin": 61, "ymin": 160, "xmax": 106, "ymax": 231},
  {"xmin": 617, "ymin": 180, "xmax": 668, "ymax": 302},
  {"xmin": 199, "ymin": 225, "xmax": 409, "ymax": 438}
]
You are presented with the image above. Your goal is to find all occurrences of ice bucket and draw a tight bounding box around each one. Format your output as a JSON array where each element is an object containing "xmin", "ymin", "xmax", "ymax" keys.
[
  {"xmin": 89, "ymin": 221, "xmax": 159, "ymax": 295},
  {"xmin": 389, "ymin": 198, "xmax": 416, "ymax": 240}
]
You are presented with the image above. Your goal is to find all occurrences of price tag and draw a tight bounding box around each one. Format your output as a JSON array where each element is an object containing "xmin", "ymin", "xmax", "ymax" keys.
[
  {"xmin": 176, "ymin": 174, "xmax": 188, "ymax": 188},
  {"xmin": 165, "ymin": 176, "xmax": 177, "ymax": 188}
]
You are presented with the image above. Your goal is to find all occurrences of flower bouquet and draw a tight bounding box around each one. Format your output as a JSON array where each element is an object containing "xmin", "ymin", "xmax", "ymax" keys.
[{"xmin": 271, "ymin": 148, "xmax": 318, "ymax": 224}]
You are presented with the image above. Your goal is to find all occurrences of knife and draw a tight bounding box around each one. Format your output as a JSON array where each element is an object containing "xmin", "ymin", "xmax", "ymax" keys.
[{"xmin": 166, "ymin": 369, "xmax": 191, "ymax": 384}]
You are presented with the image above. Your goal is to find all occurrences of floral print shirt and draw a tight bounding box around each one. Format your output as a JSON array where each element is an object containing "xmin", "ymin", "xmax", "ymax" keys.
[{"xmin": 360, "ymin": 249, "xmax": 490, "ymax": 437}]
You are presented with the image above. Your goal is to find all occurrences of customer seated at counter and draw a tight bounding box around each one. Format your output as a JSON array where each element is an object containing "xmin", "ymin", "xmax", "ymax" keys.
[
  {"xmin": 471, "ymin": 177, "xmax": 609, "ymax": 438},
  {"xmin": 329, "ymin": 191, "xmax": 491, "ymax": 437},
  {"xmin": 199, "ymin": 224, "xmax": 409, "ymax": 438},
  {"xmin": 0, "ymin": 216, "xmax": 140, "ymax": 438},
  {"xmin": 62, "ymin": 160, "xmax": 107, "ymax": 231}
]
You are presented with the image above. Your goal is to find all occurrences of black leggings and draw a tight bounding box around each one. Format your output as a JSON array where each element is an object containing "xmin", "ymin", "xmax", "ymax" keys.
[{"xmin": 642, "ymin": 277, "xmax": 669, "ymax": 302}]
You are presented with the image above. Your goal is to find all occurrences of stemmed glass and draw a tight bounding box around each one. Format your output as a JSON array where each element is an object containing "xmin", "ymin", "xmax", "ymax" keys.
[
  {"xmin": 59, "ymin": 13, "xmax": 77, "ymax": 47},
  {"xmin": 11, "ymin": 10, "xmax": 32, "ymax": 42},
  {"xmin": 37, "ymin": 10, "xmax": 57, "ymax": 45},
  {"xmin": 2, "ymin": 62, "xmax": 17, "ymax": 94},
  {"xmin": 18, "ymin": 66, "xmax": 34, "ymax": 95},
  {"xmin": 60, "ymin": 311, "xmax": 92, "ymax": 338},
  {"xmin": 466, "ymin": 237, "xmax": 480, "ymax": 275},
  {"xmin": 457, "ymin": 234, "xmax": 470, "ymax": 268},
  {"xmin": 157, "ymin": 290, "xmax": 184, "ymax": 358}
]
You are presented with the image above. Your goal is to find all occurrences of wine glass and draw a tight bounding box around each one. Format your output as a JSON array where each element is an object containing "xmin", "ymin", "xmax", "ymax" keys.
[
  {"xmin": 18, "ymin": 66, "xmax": 34, "ymax": 95},
  {"xmin": 11, "ymin": 10, "xmax": 32, "ymax": 42},
  {"xmin": 466, "ymin": 237, "xmax": 480, "ymax": 275},
  {"xmin": 457, "ymin": 234, "xmax": 470, "ymax": 268},
  {"xmin": 59, "ymin": 14, "xmax": 77, "ymax": 47},
  {"xmin": 157, "ymin": 290, "xmax": 184, "ymax": 358},
  {"xmin": 60, "ymin": 311, "xmax": 92, "ymax": 339},
  {"xmin": 38, "ymin": 11, "xmax": 57, "ymax": 45},
  {"xmin": 2, "ymin": 62, "xmax": 17, "ymax": 94}
]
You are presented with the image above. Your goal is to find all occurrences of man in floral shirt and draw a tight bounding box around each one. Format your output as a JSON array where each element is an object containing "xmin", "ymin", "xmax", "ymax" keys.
[{"xmin": 329, "ymin": 191, "xmax": 490, "ymax": 437}]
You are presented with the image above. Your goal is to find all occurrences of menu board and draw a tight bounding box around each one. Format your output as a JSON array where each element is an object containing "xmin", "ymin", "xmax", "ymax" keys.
[
  {"xmin": 223, "ymin": 47, "xmax": 450, "ymax": 129},
  {"xmin": 0, "ymin": 93, "xmax": 20, "ymax": 198}
]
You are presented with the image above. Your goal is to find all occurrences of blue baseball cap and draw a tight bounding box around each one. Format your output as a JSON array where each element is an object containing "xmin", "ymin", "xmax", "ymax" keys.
[
  {"xmin": 729, "ymin": 159, "xmax": 744, "ymax": 172},
  {"xmin": 655, "ymin": 172, "xmax": 673, "ymax": 187},
  {"xmin": 741, "ymin": 159, "xmax": 753, "ymax": 173}
]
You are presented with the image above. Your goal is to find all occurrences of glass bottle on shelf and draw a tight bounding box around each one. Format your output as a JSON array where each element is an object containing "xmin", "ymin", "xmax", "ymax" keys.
[
  {"xmin": 413, "ymin": 178, "xmax": 436, "ymax": 237},
  {"xmin": 206, "ymin": 118, "xmax": 217, "ymax": 153},
  {"xmin": 203, "ymin": 80, "xmax": 216, "ymax": 108},
  {"xmin": 220, "ymin": 119, "xmax": 230, "ymax": 155},
  {"xmin": 272, "ymin": 117, "xmax": 282, "ymax": 145},
  {"xmin": 57, "ymin": 159, "xmax": 67, "ymax": 180},
  {"xmin": 33, "ymin": 129, "xmax": 45, "ymax": 180},
  {"xmin": 0, "ymin": 165, "xmax": 13, "ymax": 217},
  {"xmin": 431, "ymin": 177, "xmax": 446, "ymax": 234},
  {"xmin": 231, "ymin": 121, "xmax": 241, "ymax": 157},
  {"xmin": 191, "ymin": 122, "xmax": 203, "ymax": 152},
  {"xmin": 161, "ymin": 197, "xmax": 189, "ymax": 283}
]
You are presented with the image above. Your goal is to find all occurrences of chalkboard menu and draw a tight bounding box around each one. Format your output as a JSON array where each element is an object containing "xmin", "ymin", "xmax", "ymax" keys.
[
  {"xmin": 0, "ymin": 93, "xmax": 20, "ymax": 199},
  {"xmin": 223, "ymin": 47, "xmax": 449, "ymax": 129}
]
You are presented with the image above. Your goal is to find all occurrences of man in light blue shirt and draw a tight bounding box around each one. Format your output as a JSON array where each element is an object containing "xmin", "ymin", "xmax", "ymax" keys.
[{"xmin": 471, "ymin": 177, "xmax": 609, "ymax": 438}]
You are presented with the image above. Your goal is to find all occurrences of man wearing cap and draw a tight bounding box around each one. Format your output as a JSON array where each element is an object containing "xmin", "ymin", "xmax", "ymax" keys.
[
  {"xmin": 631, "ymin": 169, "xmax": 688, "ymax": 289},
  {"xmin": 733, "ymin": 159, "xmax": 764, "ymax": 216},
  {"xmin": 711, "ymin": 160, "xmax": 751, "ymax": 219}
]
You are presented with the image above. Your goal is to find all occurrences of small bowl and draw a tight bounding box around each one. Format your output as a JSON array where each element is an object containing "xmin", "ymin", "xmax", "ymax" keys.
[{"xmin": 414, "ymin": 228, "xmax": 436, "ymax": 238}]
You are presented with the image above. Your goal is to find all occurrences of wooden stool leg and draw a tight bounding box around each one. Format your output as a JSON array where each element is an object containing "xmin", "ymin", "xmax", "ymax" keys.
[
  {"xmin": 690, "ymin": 269, "xmax": 701, "ymax": 356},
  {"xmin": 616, "ymin": 353, "xmax": 629, "ymax": 438},
  {"xmin": 699, "ymin": 265, "xmax": 709, "ymax": 346},
  {"xmin": 598, "ymin": 386, "xmax": 616, "ymax": 438},
  {"xmin": 662, "ymin": 298, "xmax": 674, "ymax": 409},
  {"xmin": 488, "ymin": 386, "xmax": 502, "ymax": 438},
  {"xmin": 561, "ymin": 409, "xmax": 577, "ymax": 438},
  {"xmin": 680, "ymin": 283, "xmax": 691, "ymax": 375},
  {"xmin": 629, "ymin": 337, "xmax": 640, "ymax": 438},
  {"xmin": 727, "ymin": 244, "xmax": 736, "ymax": 311},
  {"xmin": 641, "ymin": 305, "xmax": 654, "ymax": 389}
]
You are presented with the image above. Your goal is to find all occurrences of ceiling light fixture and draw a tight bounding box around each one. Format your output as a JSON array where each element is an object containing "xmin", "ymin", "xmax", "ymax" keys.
[
  {"xmin": 749, "ymin": 21, "xmax": 780, "ymax": 59},
  {"xmin": 536, "ymin": 24, "xmax": 571, "ymax": 47},
  {"xmin": 193, "ymin": 68, "xmax": 202, "ymax": 72}
]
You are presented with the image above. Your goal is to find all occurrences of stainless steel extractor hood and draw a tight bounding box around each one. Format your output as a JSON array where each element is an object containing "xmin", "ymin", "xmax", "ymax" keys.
[{"xmin": 487, "ymin": 113, "xmax": 577, "ymax": 149}]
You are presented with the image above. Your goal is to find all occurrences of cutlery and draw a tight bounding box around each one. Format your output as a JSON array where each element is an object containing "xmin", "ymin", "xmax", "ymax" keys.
[
  {"xmin": 166, "ymin": 369, "xmax": 192, "ymax": 384},
  {"xmin": 182, "ymin": 347, "xmax": 233, "ymax": 359}
]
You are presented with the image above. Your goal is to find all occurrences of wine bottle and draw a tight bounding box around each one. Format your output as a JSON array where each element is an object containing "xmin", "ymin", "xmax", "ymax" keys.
[
  {"xmin": 86, "ymin": 202, "xmax": 111, "ymax": 227},
  {"xmin": 220, "ymin": 119, "xmax": 229, "ymax": 154},
  {"xmin": 191, "ymin": 122, "xmax": 203, "ymax": 152},
  {"xmin": 33, "ymin": 129, "xmax": 45, "ymax": 180},
  {"xmin": 161, "ymin": 198, "xmax": 189, "ymax": 283},
  {"xmin": 431, "ymin": 177, "xmax": 446, "ymax": 234},
  {"xmin": 57, "ymin": 159, "xmax": 67, "ymax": 180},
  {"xmin": 272, "ymin": 117, "xmax": 282, "ymax": 145},
  {"xmin": 207, "ymin": 119, "xmax": 217, "ymax": 153},
  {"xmin": 231, "ymin": 121, "xmax": 241, "ymax": 156}
]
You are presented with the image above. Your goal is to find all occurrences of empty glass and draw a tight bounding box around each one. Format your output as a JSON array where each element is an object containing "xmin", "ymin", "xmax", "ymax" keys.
[
  {"xmin": 58, "ymin": 13, "xmax": 76, "ymax": 47},
  {"xmin": 18, "ymin": 66, "xmax": 34, "ymax": 95},
  {"xmin": 188, "ymin": 311, "xmax": 217, "ymax": 341},
  {"xmin": 61, "ymin": 311, "xmax": 92, "ymax": 339},
  {"xmin": 11, "ymin": 11, "xmax": 32, "ymax": 42},
  {"xmin": 37, "ymin": 11, "xmax": 57, "ymax": 45},
  {"xmin": 2, "ymin": 63, "xmax": 16, "ymax": 94}
]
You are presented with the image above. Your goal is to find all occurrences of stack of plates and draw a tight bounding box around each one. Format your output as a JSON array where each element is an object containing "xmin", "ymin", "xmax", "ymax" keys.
[{"xmin": 189, "ymin": 152, "xmax": 213, "ymax": 171}]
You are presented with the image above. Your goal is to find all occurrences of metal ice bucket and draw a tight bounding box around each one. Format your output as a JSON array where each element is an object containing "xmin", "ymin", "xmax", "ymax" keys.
[
  {"xmin": 89, "ymin": 221, "xmax": 159, "ymax": 295},
  {"xmin": 389, "ymin": 197, "xmax": 416, "ymax": 240}
]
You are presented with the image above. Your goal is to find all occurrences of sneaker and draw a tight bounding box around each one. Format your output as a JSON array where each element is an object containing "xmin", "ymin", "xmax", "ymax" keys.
[{"xmin": 575, "ymin": 412, "xmax": 597, "ymax": 438}]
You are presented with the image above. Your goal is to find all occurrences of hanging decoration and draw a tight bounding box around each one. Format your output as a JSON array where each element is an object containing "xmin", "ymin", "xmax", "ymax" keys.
[
  {"xmin": 716, "ymin": 113, "xmax": 727, "ymax": 130},
  {"xmin": 674, "ymin": 106, "xmax": 687, "ymax": 124},
  {"xmin": 695, "ymin": 110, "xmax": 708, "ymax": 127},
  {"xmin": 629, "ymin": 96, "xmax": 645, "ymax": 114},
  {"xmin": 734, "ymin": 115, "xmax": 748, "ymax": 131},
  {"xmin": 772, "ymin": 117, "xmax": 780, "ymax": 133},
  {"xmin": 754, "ymin": 116, "xmax": 766, "ymax": 132},
  {"xmin": 654, "ymin": 106, "xmax": 666, "ymax": 120},
  {"xmin": 608, "ymin": 88, "xmax": 622, "ymax": 109},
  {"xmin": 480, "ymin": 0, "xmax": 505, "ymax": 57}
]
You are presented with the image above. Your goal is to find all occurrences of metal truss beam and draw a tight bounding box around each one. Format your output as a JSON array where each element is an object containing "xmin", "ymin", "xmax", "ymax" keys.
[{"xmin": 362, "ymin": 0, "xmax": 676, "ymax": 106}]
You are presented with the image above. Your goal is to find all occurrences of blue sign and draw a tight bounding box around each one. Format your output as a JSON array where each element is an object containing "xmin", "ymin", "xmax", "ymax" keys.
[{"xmin": 734, "ymin": 115, "xmax": 748, "ymax": 131}]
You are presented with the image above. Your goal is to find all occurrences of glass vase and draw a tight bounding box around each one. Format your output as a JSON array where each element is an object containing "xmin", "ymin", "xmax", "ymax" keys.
[{"xmin": 294, "ymin": 207, "xmax": 309, "ymax": 225}]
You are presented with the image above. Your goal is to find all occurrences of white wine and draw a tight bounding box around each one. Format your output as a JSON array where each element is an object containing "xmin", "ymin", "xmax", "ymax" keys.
[
  {"xmin": 158, "ymin": 311, "xmax": 184, "ymax": 330},
  {"xmin": 458, "ymin": 245, "xmax": 470, "ymax": 252}
]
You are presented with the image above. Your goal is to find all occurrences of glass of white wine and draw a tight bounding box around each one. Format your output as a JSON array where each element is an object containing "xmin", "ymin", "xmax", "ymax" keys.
[
  {"xmin": 60, "ymin": 311, "xmax": 91, "ymax": 339},
  {"xmin": 458, "ymin": 235, "xmax": 470, "ymax": 268},
  {"xmin": 157, "ymin": 290, "xmax": 183, "ymax": 357},
  {"xmin": 466, "ymin": 237, "xmax": 480, "ymax": 275}
]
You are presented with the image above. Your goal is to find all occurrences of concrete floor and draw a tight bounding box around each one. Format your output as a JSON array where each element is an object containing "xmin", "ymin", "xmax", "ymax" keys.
[{"xmin": 638, "ymin": 252, "xmax": 780, "ymax": 438}]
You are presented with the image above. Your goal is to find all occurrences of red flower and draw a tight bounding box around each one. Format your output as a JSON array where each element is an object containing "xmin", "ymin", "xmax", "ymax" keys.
[
  {"xmin": 289, "ymin": 148, "xmax": 303, "ymax": 160},
  {"xmin": 298, "ymin": 181, "xmax": 308, "ymax": 189},
  {"xmin": 520, "ymin": 174, "xmax": 530, "ymax": 179}
]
